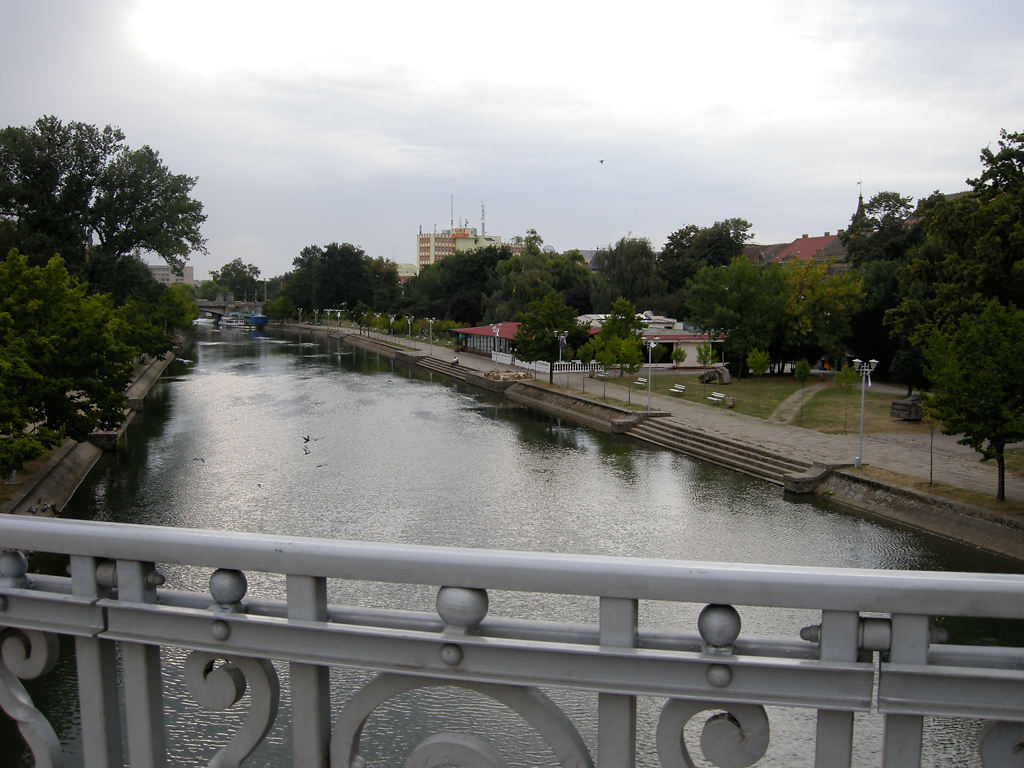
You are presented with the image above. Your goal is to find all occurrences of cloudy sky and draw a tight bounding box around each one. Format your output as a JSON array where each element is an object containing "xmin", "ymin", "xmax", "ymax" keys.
[{"xmin": 4, "ymin": 1, "xmax": 1022, "ymax": 280}]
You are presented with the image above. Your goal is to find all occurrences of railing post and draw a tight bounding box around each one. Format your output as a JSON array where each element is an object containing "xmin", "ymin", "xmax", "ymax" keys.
[
  {"xmin": 882, "ymin": 614, "xmax": 929, "ymax": 767},
  {"xmin": 118, "ymin": 559, "xmax": 167, "ymax": 768},
  {"xmin": 814, "ymin": 610, "xmax": 859, "ymax": 768},
  {"xmin": 71, "ymin": 556, "xmax": 125, "ymax": 767},
  {"xmin": 288, "ymin": 574, "xmax": 330, "ymax": 767},
  {"xmin": 598, "ymin": 597, "xmax": 637, "ymax": 768}
]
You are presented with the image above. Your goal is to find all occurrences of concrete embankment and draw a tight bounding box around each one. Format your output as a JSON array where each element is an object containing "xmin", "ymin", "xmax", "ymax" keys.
[
  {"xmin": 816, "ymin": 469, "xmax": 1024, "ymax": 563},
  {"xmin": 1, "ymin": 352, "xmax": 176, "ymax": 517}
]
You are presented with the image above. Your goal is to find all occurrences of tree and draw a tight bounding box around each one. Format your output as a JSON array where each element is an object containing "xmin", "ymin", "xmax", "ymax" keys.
[
  {"xmin": 210, "ymin": 258, "xmax": 262, "ymax": 300},
  {"xmin": 834, "ymin": 363, "xmax": 859, "ymax": 434},
  {"xmin": 591, "ymin": 236, "xmax": 664, "ymax": 310},
  {"xmin": 0, "ymin": 116, "xmax": 207, "ymax": 277},
  {"xmin": 658, "ymin": 218, "xmax": 753, "ymax": 292},
  {"xmin": 793, "ymin": 359, "xmax": 812, "ymax": 418},
  {"xmin": 579, "ymin": 297, "xmax": 645, "ymax": 378},
  {"xmin": 841, "ymin": 191, "xmax": 918, "ymax": 266},
  {"xmin": 0, "ymin": 251, "xmax": 135, "ymax": 474},
  {"xmin": 746, "ymin": 348, "xmax": 770, "ymax": 406},
  {"xmin": 780, "ymin": 258, "xmax": 863, "ymax": 368},
  {"xmin": 887, "ymin": 131, "xmax": 1024, "ymax": 386},
  {"xmin": 924, "ymin": 299, "xmax": 1024, "ymax": 501},
  {"xmin": 686, "ymin": 257, "xmax": 786, "ymax": 375},
  {"xmin": 513, "ymin": 292, "xmax": 588, "ymax": 383}
]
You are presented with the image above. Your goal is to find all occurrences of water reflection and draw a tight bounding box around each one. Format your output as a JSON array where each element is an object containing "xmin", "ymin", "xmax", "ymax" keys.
[{"xmin": 6, "ymin": 327, "xmax": 1019, "ymax": 767}]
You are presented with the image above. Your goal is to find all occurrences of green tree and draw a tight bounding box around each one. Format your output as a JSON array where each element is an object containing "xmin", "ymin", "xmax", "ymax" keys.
[
  {"xmin": 579, "ymin": 297, "xmax": 645, "ymax": 377},
  {"xmin": 264, "ymin": 295, "xmax": 295, "ymax": 323},
  {"xmin": 686, "ymin": 257, "xmax": 786, "ymax": 375},
  {"xmin": 746, "ymin": 348, "xmax": 770, "ymax": 406},
  {"xmin": 658, "ymin": 218, "xmax": 753, "ymax": 292},
  {"xmin": 0, "ymin": 251, "xmax": 135, "ymax": 474},
  {"xmin": 841, "ymin": 191, "xmax": 918, "ymax": 266},
  {"xmin": 781, "ymin": 258, "xmax": 864, "ymax": 367},
  {"xmin": 794, "ymin": 358, "xmax": 812, "ymax": 418},
  {"xmin": 592, "ymin": 235, "xmax": 664, "ymax": 310},
  {"xmin": 834, "ymin": 362, "xmax": 859, "ymax": 434},
  {"xmin": 210, "ymin": 258, "xmax": 262, "ymax": 300},
  {"xmin": 513, "ymin": 292, "xmax": 588, "ymax": 383},
  {"xmin": 887, "ymin": 131, "xmax": 1024, "ymax": 387},
  {"xmin": 0, "ymin": 116, "xmax": 206, "ymax": 277},
  {"xmin": 924, "ymin": 299, "xmax": 1024, "ymax": 501}
]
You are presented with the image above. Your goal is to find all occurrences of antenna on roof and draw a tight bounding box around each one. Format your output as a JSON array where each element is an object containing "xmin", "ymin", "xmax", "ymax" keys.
[
  {"xmin": 481, "ymin": 201, "xmax": 486, "ymax": 236},
  {"xmin": 450, "ymin": 194, "xmax": 454, "ymax": 229}
]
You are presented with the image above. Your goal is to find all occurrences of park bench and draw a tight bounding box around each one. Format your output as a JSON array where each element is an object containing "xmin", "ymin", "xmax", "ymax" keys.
[
  {"xmin": 670, "ymin": 384, "xmax": 686, "ymax": 394},
  {"xmin": 708, "ymin": 391, "xmax": 725, "ymax": 404},
  {"xmin": 634, "ymin": 377, "xmax": 648, "ymax": 387}
]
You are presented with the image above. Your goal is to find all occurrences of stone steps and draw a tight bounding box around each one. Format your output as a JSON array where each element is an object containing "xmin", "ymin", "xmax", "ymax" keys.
[{"xmin": 626, "ymin": 417, "xmax": 811, "ymax": 485}]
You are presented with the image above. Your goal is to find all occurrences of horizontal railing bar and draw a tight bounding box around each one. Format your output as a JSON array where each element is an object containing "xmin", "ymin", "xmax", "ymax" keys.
[
  {"xmin": 98, "ymin": 601, "xmax": 876, "ymax": 710},
  {"xmin": 3, "ymin": 516, "xmax": 1024, "ymax": 616},
  {"xmin": 879, "ymin": 662, "xmax": 1024, "ymax": 720},
  {"xmin": 0, "ymin": 586, "xmax": 104, "ymax": 638}
]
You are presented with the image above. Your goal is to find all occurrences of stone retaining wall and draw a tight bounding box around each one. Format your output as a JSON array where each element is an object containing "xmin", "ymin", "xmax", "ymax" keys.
[{"xmin": 816, "ymin": 469, "xmax": 1024, "ymax": 563}]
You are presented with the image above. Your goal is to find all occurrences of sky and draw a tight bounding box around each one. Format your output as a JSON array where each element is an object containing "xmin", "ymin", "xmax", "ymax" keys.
[{"xmin": 3, "ymin": 1, "xmax": 1022, "ymax": 281}]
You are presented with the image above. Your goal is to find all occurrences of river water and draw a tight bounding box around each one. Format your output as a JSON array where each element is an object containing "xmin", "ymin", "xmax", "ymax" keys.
[{"xmin": 5, "ymin": 327, "xmax": 1019, "ymax": 767}]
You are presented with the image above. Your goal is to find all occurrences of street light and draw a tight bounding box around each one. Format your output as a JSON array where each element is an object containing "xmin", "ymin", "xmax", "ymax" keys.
[
  {"xmin": 554, "ymin": 330, "xmax": 567, "ymax": 386},
  {"xmin": 297, "ymin": 307, "xmax": 303, "ymax": 326},
  {"xmin": 853, "ymin": 358, "xmax": 878, "ymax": 468},
  {"xmin": 406, "ymin": 315, "xmax": 413, "ymax": 345},
  {"xmin": 491, "ymin": 324, "xmax": 500, "ymax": 356},
  {"xmin": 646, "ymin": 336, "xmax": 659, "ymax": 411},
  {"xmin": 427, "ymin": 317, "xmax": 435, "ymax": 356}
]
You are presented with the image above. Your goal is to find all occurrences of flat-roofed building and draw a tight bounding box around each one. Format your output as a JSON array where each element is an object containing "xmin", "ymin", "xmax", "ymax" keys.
[{"xmin": 147, "ymin": 263, "xmax": 194, "ymax": 286}]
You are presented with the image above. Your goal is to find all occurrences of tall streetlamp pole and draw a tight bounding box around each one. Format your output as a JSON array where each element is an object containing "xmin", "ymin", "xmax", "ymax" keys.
[
  {"xmin": 491, "ymin": 324, "xmax": 501, "ymax": 356},
  {"xmin": 646, "ymin": 337, "xmax": 659, "ymax": 411},
  {"xmin": 853, "ymin": 358, "xmax": 878, "ymax": 468},
  {"xmin": 555, "ymin": 331, "xmax": 567, "ymax": 387},
  {"xmin": 406, "ymin": 315, "xmax": 413, "ymax": 345},
  {"xmin": 427, "ymin": 318, "xmax": 435, "ymax": 357}
]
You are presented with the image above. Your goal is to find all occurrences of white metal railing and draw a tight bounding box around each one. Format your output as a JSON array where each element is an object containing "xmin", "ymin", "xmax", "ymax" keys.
[{"xmin": 2, "ymin": 515, "xmax": 1024, "ymax": 767}]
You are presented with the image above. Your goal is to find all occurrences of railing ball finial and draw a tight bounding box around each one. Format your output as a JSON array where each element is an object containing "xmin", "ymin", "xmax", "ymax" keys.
[
  {"xmin": 210, "ymin": 568, "xmax": 248, "ymax": 611},
  {"xmin": 436, "ymin": 586, "xmax": 489, "ymax": 630},
  {"xmin": 698, "ymin": 604, "xmax": 741, "ymax": 652},
  {"xmin": 0, "ymin": 550, "xmax": 28, "ymax": 588}
]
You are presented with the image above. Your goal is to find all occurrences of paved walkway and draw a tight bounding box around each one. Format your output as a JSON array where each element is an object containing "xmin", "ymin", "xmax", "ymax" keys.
[{"xmin": 335, "ymin": 326, "xmax": 1023, "ymax": 505}]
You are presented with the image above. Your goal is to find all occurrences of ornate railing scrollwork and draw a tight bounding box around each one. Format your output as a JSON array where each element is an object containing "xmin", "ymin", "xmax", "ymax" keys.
[
  {"xmin": 330, "ymin": 673, "xmax": 594, "ymax": 768},
  {"xmin": 184, "ymin": 651, "xmax": 280, "ymax": 768},
  {"xmin": 656, "ymin": 699, "xmax": 770, "ymax": 768},
  {"xmin": 0, "ymin": 627, "xmax": 62, "ymax": 767}
]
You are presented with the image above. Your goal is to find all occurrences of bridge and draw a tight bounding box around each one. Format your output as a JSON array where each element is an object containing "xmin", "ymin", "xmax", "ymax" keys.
[
  {"xmin": 1, "ymin": 514, "xmax": 1023, "ymax": 767},
  {"xmin": 195, "ymin": 298, "xmax": 265, "ymax": 323}
]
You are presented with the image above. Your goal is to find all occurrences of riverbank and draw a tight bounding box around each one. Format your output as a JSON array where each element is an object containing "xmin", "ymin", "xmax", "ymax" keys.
[
  {"xmin": 0, "ymin": 351, "xmax": 177, "ymax": 517},
  {"xmin": 322, "ymin": 324, "xmax": 1024, "ymax": 563},
  {"xmin": 8, "ymin": 323, "xmax": 1022, "ymax": 563}
]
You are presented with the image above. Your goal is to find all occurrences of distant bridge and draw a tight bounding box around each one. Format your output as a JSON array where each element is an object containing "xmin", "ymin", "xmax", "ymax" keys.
[{"xmin": 195, "ymin": 298, "xmax": 265, "ymax": 322}]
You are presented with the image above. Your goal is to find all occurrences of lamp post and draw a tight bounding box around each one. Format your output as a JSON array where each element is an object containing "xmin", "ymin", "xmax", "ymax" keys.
[
  {"xmin": 555, "ymin": 330, "xmax": 567, "ymax": 387},
  {"xmin": 406, "ymin": 315, "xmax": 413, "ymax": 345},
  {"xmin": 297, "ymin": 307, "xmax": 303, "ymax": 326},
  {"xmin": 490, "ymin": 324, "xmax": 500, "ymax": 356},
  {"xmin": 853, "ymin": 358, "xmax": 878, "ymax": 468},
  {"xmin": 646, "ymin": 337, "xmax": 659, "ymax": 411},
  {"xmin": 427, "ymin": 317, "xmax": 435, "ymax": 356}
]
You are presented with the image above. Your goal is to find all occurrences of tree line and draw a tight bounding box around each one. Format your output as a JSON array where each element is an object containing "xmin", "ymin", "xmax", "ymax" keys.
[
  {"xmin": 1, "ymin": 116, "xmax": 204, "ymax": 476},
  {"xmin": 3, "ymin": 114, "xmax": 1021, "ymax": 499}
]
